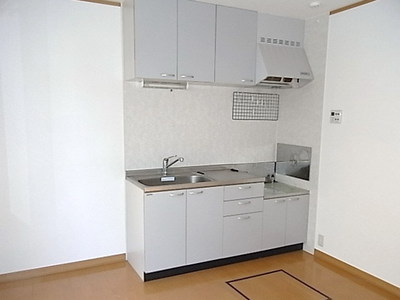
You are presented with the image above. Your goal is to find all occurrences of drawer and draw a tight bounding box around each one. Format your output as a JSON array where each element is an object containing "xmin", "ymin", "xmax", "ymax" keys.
[
  {"xmin": 223, "ymin": 197, "xmax": 263, "ymax": 216},
  {"xmin": 223, "ymin": 212, "xmax": 263, "ymax": 257},
  {"xmin": 224, "ymin": 183, "xmax": 264, "ymax": 200}
]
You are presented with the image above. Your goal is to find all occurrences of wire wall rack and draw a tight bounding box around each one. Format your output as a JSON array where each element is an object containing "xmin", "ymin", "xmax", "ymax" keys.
[{"xmin": 232, "ymin": 92, "xmax": 279, "ymax": 121}]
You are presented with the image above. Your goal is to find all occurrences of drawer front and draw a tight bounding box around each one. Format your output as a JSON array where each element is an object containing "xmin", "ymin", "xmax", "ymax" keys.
[
  {"xmin": 223, "ymin": 212, "xmax": 263, "ymax": 257},
  {"xmin": 223, "ymin": 197, "xmax": 263, "ymax": 216},
  {"xmin": 224, "ymin": 183, "xmax": 264, "ymax": 200}
]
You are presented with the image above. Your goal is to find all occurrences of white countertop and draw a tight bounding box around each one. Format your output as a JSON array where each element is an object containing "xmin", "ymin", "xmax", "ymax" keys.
[{"xmin": 264, "ymin": 182, "xmax": 309, "ymax": 199}]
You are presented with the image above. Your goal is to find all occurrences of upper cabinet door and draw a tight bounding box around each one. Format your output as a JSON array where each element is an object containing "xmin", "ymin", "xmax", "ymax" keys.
[
  {"xmin": 178, "ymin": 0, "xmax": 216, "ymax": 83},
  {"xmin": 215, "ymin": 6, "xmax": 257, "ymax": 85},
  {"xmin": 134, "ymin": 0, "xmax": 177, "ymax": 80}
]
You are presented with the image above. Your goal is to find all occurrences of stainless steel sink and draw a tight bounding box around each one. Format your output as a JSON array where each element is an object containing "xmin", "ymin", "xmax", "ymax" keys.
[{"xmin": 138, "ymin": 174, "xmax": 212, "ymax": 186}]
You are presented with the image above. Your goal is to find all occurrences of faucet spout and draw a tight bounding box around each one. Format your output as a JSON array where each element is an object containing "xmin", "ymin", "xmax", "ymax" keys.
[
  {"xmin": 167, "ymin": 157, "xmax": 184, "ymax": 168},
  {"xmin": 162, "ymin": 155, "xmax": 184, "ymax": 176}
]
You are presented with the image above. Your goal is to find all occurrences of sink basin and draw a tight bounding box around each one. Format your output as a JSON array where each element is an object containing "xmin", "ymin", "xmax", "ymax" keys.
[{"xmin": 138, "ymin": 174, "xmax": 212, "ymax": 186}]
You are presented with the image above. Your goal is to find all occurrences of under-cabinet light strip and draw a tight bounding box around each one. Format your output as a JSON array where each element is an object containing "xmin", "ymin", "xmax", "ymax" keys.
[{"xmin": 141, "ymin": 80, "xmax": 188, "ymax": 90}]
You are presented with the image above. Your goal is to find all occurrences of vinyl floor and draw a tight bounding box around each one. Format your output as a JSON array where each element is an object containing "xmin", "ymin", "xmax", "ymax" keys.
[{"xmin": 0, "ymin": 250, "xmax": 398, "ymax": 300}]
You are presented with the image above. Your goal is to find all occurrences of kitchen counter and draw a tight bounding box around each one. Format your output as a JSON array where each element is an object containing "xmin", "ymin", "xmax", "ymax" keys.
[
  {"xmin": 264, "ymin": 182, "xmax": 309, "ymax": 199},
  {"xmin": 126, "ymin": 167, "xmax": 265, "ymax": 193}
]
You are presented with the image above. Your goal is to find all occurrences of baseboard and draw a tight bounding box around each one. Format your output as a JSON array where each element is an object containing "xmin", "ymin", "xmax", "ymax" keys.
[
  {"xmin": 145, "ymin": 244, "xmax": 303, "ymax": 281},
  {"xmin": 314, "ymin": 250, "xmax": 399, "ymax": 297},
  {"xmin": 0, "ymin": 254, "xmax": 126, "ymax": 283}
]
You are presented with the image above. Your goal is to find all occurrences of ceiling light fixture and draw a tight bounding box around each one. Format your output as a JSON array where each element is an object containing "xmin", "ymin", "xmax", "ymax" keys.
[{"xmin": 309, "ymin": 1, "xmax": 320, "ymax": 8}]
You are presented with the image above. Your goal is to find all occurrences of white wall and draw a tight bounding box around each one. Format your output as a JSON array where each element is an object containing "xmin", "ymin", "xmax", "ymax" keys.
[
  {"xmin": 317, "ymin": 0, "xmax": 400, "ymax": 287},
  {"xmin": 276, "ymin": 13, "xmax": 329, "ymax": 253},
  {"xmin": 0, "ymin": 0, "xmax": 125, "ymax": 274}
]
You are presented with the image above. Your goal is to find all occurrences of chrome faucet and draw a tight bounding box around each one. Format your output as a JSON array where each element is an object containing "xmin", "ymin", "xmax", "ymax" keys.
[{"xmin": 162, "ymin": 155, "xmax": 184, "ymax": 176}]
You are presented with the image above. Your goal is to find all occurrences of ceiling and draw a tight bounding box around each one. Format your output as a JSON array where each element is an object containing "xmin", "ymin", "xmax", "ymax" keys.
[{"xmin": 114, "ymin": 0, "xmax": 364, "ymax": 19}]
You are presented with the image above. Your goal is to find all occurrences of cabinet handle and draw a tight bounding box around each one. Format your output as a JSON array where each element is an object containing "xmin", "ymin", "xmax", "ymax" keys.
[
  {"xmin": 237, "ymin": 216, "xmax": 251, "ymax": 220},
  {"xmin": 289, "ymin": 197, "xmax": 300, "ymax": 202},
  {"xmin": 241, "ymin": 79, "xmax": 254, "ymax": 83},
  {"xmin": 189, "ymin": 190, "xmax": 204, "ymax": 195},
  {"xmin": 180, "ymin": 75, "xmax": 194, "ymax": 79},
  {"xmin": 238, "ymin": 186, "xmax": 251, "ymax": 190},
  {"xmin": 160, "ymin": 73, "xmax": 175, "ymax": 78},
  {"xmin": 238, "ymin": 201, "xmax": 251, "ymax": 205},
  {"xmin": 169, "ymin": 192, "xmax": 185, "ymax": 197},
  {"xmin": 274, "ymin": 199, "xmax": 286, "ymax": 204}
]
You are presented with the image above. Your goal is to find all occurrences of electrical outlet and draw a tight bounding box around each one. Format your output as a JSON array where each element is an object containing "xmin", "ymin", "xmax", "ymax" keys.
[
  {"xmin": 330, "ymin": 110, "xmax": 342, "ymax": 124},
  {"xmin": 317, "ymin": 234, "xmax": 324, "ymax": 247}
]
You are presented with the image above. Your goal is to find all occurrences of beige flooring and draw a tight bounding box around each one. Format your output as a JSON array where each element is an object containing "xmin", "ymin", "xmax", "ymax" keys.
[{"xmin": 0, "ymin": 251, "xmax": 398, "ymax": 300}]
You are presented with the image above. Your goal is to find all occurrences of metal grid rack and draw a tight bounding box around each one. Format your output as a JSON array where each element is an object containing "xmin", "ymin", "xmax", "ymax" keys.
[{"xmin": 232, "ymin": 92, "xmax": 279, "ymax": 121}]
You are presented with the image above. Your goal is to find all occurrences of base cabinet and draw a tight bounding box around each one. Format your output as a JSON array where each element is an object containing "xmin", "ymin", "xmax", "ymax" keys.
[
  {"xmin": 222, "ymin": 183, "xmax": 264, "ymax": 257},
  {"xmin": 127, "ymin": 178, "xmax": 308, "ymax": 281},
  {"xmin": 286, "ymin": 195, "xmax": 310, "ymax": 245},
  {"xmin": 186, "ymin": 187, "xmax": 223, "ymax": 264},
  {"xmin": 144, "ymin": 190, "xmax": 186, "ymax": 272},
  {"xmin": 144, "ymin": 186, "xmax": 224, "ymax": 271},
  {"xmin": 262, "ymin": 195, "xmax": 309, "ymax": 250}
]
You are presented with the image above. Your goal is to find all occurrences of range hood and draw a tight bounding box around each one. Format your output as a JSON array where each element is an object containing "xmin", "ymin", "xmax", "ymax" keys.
[{"xmin": 256, "ymin": 43, "xmax": 313, "ymax": 88}]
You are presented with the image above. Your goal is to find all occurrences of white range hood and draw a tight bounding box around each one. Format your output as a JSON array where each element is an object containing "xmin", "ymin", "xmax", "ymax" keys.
[{"xmin": 255, "ymin": 43, "xmax": 314, "ymax": 89}]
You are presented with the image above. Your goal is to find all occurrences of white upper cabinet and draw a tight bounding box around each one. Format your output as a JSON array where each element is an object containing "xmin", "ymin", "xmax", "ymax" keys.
[
  {"xmin": 215, "ymin": 6, "xmax": 257, "ymax": 85},
  {"xmin": 134, "ymin": 0, "xmax": 216, "ymax": 82},
  {"xmin": 178, "ymin": 0, "xmax": 216, "ymax": 82},
  {"xmin": 134, "ymin": 0, "xmax": 177, "ymax": 80}
]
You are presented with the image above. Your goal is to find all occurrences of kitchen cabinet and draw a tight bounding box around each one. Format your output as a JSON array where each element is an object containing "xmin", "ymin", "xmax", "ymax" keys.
[
  {"xmin": 177, "ymin": 0, "xmax": 216, "ymax": 82},
  {"xmin": 215, "ymin": 5, "xmax": 257, "ymax": 85},
  {"xmin": 223, "ymin": 183, "xmax": 264, "ymax": 257},
  {"xmin": 286, "ymin": 195, "xmax": 310, "ymax": 245},
  {"xmin": 134, "ymin": 0, "xmax": 216, "ymax": 82},
  {"xmin": 143, "ymin": 185, "xmax": 224, "ymax": 272},
  {"xmin": 262, "ymin": 195, "xmax": 309, "ymax": 250},
  {"xmin": 134, "ymin": 0, "xmax": 177, "ymax": 80},
  {"xmin": 127, "ymin": 177, "xmax": 308, "ymax": 281},
  {"xmin": 186, "ymin": 187, "xmax": 223, "ymax": 264},
  {"xmin": 144, "ymin": 190, "xmax": 186, "ymax": 272},
  {"xmin": 224, "ymin": 182, "xmax": 264, "ymax": 201},
  {"xmin": 223, "ymin": 212, "xmax": 263, "ymax": 257}
]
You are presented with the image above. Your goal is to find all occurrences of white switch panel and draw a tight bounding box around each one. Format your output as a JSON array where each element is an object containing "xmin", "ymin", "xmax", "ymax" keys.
[
  {"xmin": 317, "ymin": 234, "xmax": 324, "ymax": 247},
  {"xmin": 330, "ymin": 110, "xmax": 342, "ymax": 124}
]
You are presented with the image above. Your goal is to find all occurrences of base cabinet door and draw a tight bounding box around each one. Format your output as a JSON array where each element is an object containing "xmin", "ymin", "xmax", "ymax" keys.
[
  {"xmin": 262, "ymin": 195, "xmax": 309, "ymax": 250},
  {"xmin": 223, "ymin": 212, "xmax": 262, "ymax": 257},
  {"xmin": 262, "ymin": 198, "xmax": 286, "ymax": 249},
  {"xmin": 187, "ymin": 187, "xmax": 223, "ymax": 264},
  {"xmin": 144, "ymin": 190, "xmax": 186, "ymax": 272},
  {"xmin": 286, "ymin": 195, "xmax": 309, "ymax": 245}
]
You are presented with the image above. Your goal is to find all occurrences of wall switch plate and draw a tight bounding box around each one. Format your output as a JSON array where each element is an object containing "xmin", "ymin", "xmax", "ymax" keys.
[
  {"xmin": 330, "ymin": 110, "xmax": 342, "ymax": 124},
  {"xmin": 317, "ymin": 234, "xmax": 324, "ymax": 247}
]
